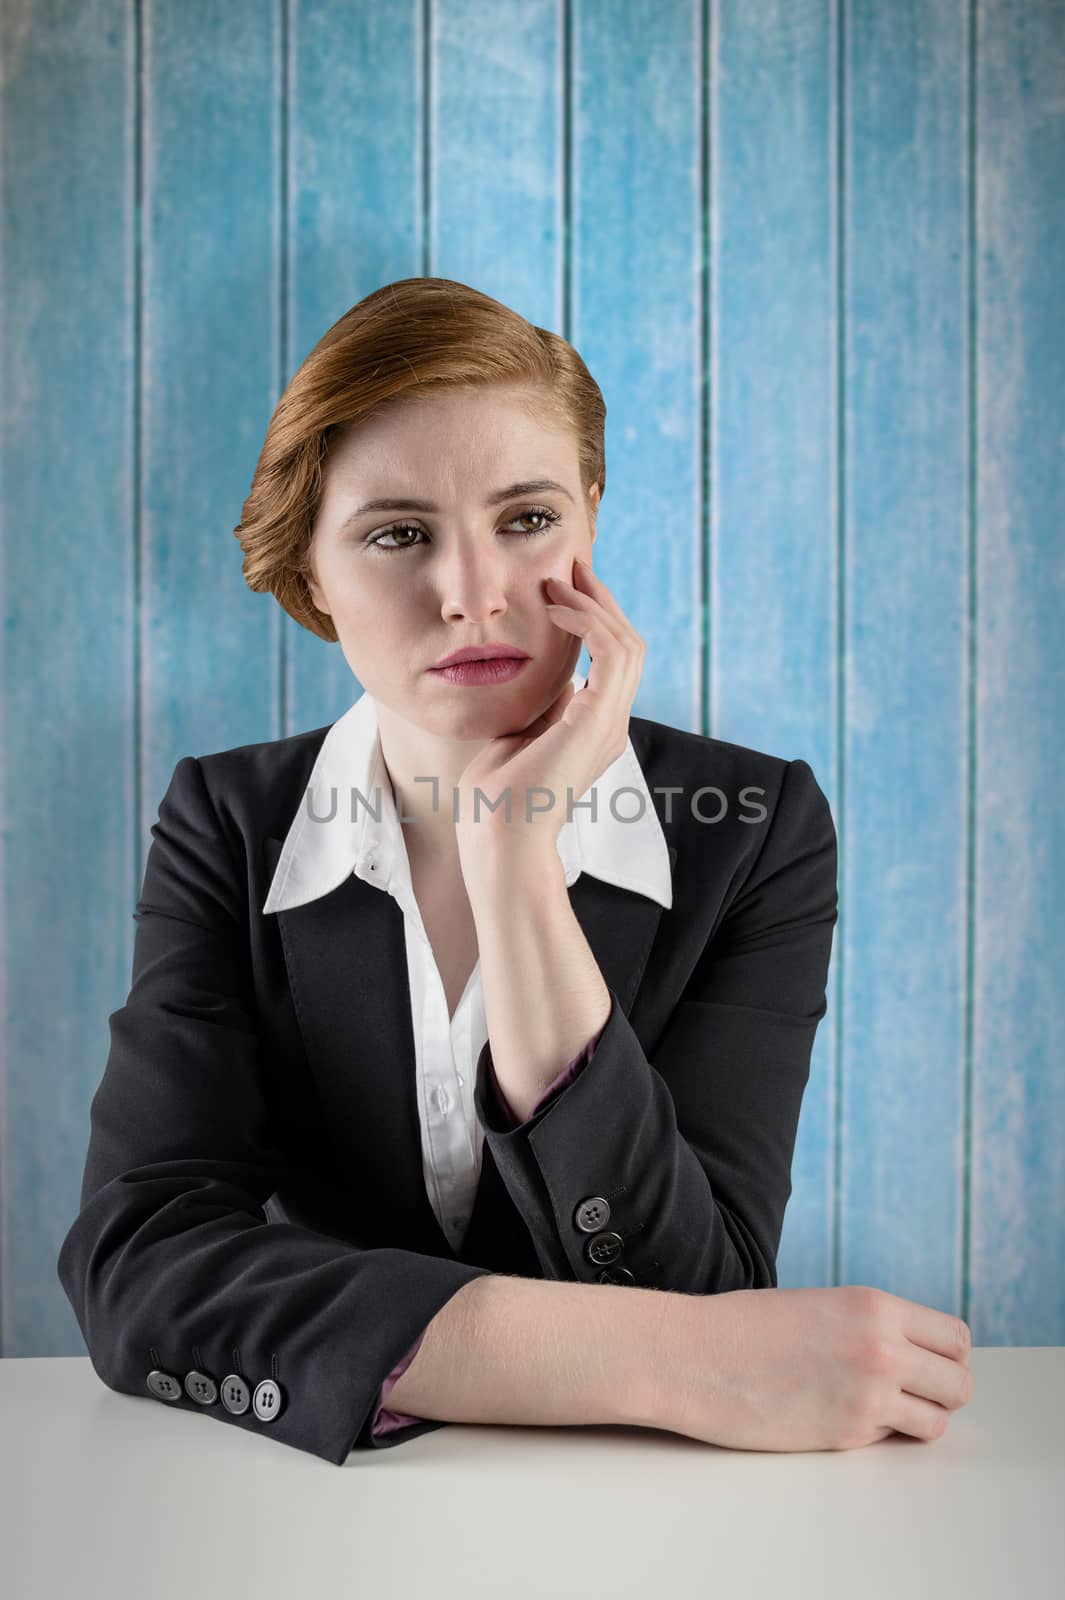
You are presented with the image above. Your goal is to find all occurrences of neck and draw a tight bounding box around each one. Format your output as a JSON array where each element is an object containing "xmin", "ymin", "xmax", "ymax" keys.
[{"xmin": 373, "ymin": 701, "xmax": 490, "ymax": 855}]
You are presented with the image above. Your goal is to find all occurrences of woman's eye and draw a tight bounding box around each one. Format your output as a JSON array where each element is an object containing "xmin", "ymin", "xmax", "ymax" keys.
[{"xmin": 366, "ymin": 505, "xmax": 562, "ymax": 552}]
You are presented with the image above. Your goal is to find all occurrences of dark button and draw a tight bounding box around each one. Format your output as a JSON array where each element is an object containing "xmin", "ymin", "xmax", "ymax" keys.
[
  {"xmin": 146, "ymin": 1369, "xmax": 183, "ymax": 1403},
  {"xmin": 598, "ymin": 1267, "xmax": 636, "ymax": 1285},
  {"xmin": 184, "ymin": 1369, "xmax": 218, "ymax": 1405},
  {"xmin": 252, "ymin": 1378, "xmax": 285, "ymax": 1423},
  {"xmin": 585, "ymin": 1230, "xmax": 624, "ymax": 1267},
  {"xmin": 220, "ymin": 1374, "xmax": 251, "ymax": 1415},
  {"xmin": 574, "ymin": 1196, "xmax": 611, "ymax": 1233}
]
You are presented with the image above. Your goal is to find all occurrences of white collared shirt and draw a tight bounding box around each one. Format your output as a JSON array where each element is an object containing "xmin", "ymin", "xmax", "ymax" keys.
[{"xmin": 262, "ymin": 670, "xmax": 673, "ymax": 1255}]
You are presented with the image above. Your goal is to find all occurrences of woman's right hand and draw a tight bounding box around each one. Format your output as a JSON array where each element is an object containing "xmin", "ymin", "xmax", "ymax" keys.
[{"xmin": 654, "ymin": 1283, "xmax": 974, "ymax": 1452}]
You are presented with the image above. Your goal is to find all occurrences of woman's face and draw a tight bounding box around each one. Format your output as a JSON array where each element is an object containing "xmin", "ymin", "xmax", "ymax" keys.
[{"xmin": 305, "ymin": 383, "xmax": 600, "ymax": 741}]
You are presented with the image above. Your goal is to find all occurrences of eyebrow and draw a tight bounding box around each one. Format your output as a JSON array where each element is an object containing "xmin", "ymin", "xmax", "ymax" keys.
[{"xmin": 339, "ymin": 478, "xmax": 575, "ymax": 527}]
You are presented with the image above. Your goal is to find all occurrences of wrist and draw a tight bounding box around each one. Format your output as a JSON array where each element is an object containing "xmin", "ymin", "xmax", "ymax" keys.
[
  {"xmin": 458, "ymin": 828, "xmax": 565, "ymax": 897},
  {"xmin": 611, "ymin": 1283, "xmax": 680, "ymax": 1432}
]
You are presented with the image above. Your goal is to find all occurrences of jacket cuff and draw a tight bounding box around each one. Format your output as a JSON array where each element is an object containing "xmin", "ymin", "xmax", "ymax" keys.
[{"xmin": 487, "ymin": 1024, "xmax": 606, "ymax": 1128}]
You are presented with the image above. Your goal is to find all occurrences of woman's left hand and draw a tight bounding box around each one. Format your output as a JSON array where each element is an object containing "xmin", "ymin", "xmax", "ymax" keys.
[{"xmin": 454, "ymin": 557, "xmax": 646, "ymax": 872}]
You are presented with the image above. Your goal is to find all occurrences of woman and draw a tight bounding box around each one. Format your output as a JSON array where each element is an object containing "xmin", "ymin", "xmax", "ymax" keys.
[{"xmin": 57, "ymin": 278, "xmax": 972, "ymax": 1466}]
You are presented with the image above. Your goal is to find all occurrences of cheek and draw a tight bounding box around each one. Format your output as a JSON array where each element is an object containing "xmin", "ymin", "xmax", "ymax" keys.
[
  {"xmin": 512, "ymin": 542, "xmax": 571, "ymax": 596},
  {"xmin": 530, "ymin": 538, "xmax": 572, "ymax": 567},
  {"xmin": 317, "ymin": 560, "xmax": 396, "ymax": 618}
]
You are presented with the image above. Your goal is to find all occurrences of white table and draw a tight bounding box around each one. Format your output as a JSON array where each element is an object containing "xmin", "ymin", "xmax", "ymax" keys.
[{"xmin": 2, "ymin": 1351, "xmax": 1063, "ymax": 1598}]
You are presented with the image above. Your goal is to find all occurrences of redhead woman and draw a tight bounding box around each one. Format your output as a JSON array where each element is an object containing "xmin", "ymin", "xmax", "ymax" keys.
[{"xmin": 57, "ymin": 278, "xmax": 972, "ymax": 1465}]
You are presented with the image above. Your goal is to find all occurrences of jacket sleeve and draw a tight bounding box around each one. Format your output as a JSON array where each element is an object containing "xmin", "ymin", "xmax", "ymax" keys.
[
  {"xmin": 369, "ymin": 1027, "xmax": 605, "ymax": 1439},
  {"xmin": 471, "ymin": 757, "xmax": 838, "ymax": 1293},
  {"xmin": 56, "ymin": 754, "xmax": 495, "ymax": 1466}
]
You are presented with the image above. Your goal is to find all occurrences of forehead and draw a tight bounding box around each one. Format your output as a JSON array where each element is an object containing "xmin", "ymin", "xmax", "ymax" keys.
[{"xmin": 322, "ymin": 385, "xmax": 577, "ymax": 496}]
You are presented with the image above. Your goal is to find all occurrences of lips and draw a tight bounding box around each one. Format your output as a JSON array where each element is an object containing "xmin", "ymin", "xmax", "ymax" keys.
[
  {"xmin": 429, "ymin": 656, "xmax": 530, "ymax": 685},
  {"xmin": 430, "ymin": 644, "xmax": 530, "ymax": 669}
]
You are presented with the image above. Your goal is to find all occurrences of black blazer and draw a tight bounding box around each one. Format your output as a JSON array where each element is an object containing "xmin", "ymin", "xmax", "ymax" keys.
[{"xmin": 57, "ymin": 711, "xmax": 838, "ymax": 1466}]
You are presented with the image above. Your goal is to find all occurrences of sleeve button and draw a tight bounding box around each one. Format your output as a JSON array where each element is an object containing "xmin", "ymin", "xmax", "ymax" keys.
[
  {"xmin": 146, "ymin": 1369, "xmax": 183, "ymax": 1402},
  {"xmin": 585, "ymin": 1230, "xmax": 625, "ymax": 1267},
  {"xmin": 574, "ymin": 1197, "xmax": 611, "ymax": 1233},
  {"xmin": 184, "ymin": 1369, "xmax": 218, "ymax": 1405},
  {"xmin": 220, "ymin": 1374, "xmax": 251, "ymax": 1415},
  {"xmin": 252, "ymin": 1378, "xmax": 285, "ymax": 1423}
]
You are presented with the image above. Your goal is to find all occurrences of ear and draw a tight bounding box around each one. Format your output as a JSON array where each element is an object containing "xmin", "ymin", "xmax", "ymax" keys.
[
  {"xmin": 303, "ymin": 562, "xmax": 331, "ymax": 617},
  {"xmin": 588, "ymin": 483, "xmax": 601, "ymax": 541}
]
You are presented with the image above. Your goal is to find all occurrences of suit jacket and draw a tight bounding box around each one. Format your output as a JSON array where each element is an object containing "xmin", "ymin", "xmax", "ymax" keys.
[{"xmin": 57, "ymin": 712, "xmax": 838, "ymax": 1466}]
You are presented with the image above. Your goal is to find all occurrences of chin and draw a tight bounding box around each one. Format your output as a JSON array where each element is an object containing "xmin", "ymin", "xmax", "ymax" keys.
[
  {"xmin": 435, "ymin": 698, "xmax": 537, "ymax": 741},
  {"xmin": 422, "ymin": 674, "xmax": 550, "ymax": 736}
]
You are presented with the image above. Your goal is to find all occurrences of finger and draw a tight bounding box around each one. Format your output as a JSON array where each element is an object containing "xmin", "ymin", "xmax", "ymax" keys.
[
  {"xmin": 549, "ymin": 572, "xmax": 633, "ymax": 647},
  {"xmin": 884, "ymin": 1391, "xmax": 954, "ymax": 1443},
  {"xmin": 544, "ymin": 572, "xmax": 611, "ymax": 617},
  {"xmin": 573, "ymin": 570, "xmax": 646, "ymax": 668},
  {"xmin": 544, "ymin": 578, "xmax": 635, "ymax": 671},
  {"xmin": 900, "ymin": 1341, "xmax": 974, "ymax": 1412},
  {"xmin": 897, "ymin": 1298, "xmax": 972, "ymax": 1366},
  {"xmin": 544, "ymin": 604, "xmax": 633, "ymax": 700},
  {"xmin": 544, "ymin": 569, "xmax": 643, "ymax": 696},
  {"xmin": 570, "ymin": 559, "xmax": 638, "ymax": 634},
  {"xmin": 545, "ymin": 603, "xmax": 640, "ymax": 756},
  {"xmin": 544, "ymin": 594, "xmax": 626, "ymax": 651}
]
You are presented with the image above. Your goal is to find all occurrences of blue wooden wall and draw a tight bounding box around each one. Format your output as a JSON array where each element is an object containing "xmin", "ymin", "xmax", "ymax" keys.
[{"xmin": 2, "ymin": 0, "xmax": 1062, "ymax": 1358}]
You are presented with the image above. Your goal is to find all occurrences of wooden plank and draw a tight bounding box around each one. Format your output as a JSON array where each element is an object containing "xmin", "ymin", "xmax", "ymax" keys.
[
  {"xmin": 1, "ymin": 0, "xmax": 133, "ymax": 1353},
  {"xmin": 140, "ymin": 0, "xmax": 278, "ymax": 805},
  {"xmin": 973, "ymin": 0, "xmax": 1065, "ymax": 1341},
  {"xmin": 711, "ymin": 0, "xmax": 838, "ymax": 1287},
  {"xmin": 571, "ymin": 0, "xmax": 703, "ymax": 734},
  {"xmin": 840, "ymin": 0, "xmax": 970, "ymax": 1318}
]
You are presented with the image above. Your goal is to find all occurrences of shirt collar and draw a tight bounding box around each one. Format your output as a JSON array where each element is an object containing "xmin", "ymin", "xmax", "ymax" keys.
[{"xmin": 262, "ymin": 670, "xmax": 673, "ymax": 915}]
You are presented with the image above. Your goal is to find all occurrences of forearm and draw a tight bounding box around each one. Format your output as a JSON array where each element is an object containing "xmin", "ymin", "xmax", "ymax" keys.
[
  {"xmin": 465, "ymin": 847, "xmax": 611, "ymax": 1121},
  {"xmin": 385, "ymin": 1273, "xmax": 665, "ymax": 1431}
]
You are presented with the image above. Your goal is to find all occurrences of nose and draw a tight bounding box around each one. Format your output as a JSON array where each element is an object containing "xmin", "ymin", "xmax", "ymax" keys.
[{"xmin": 436, "ymin": 542, "xmax": 510, "ymax": 623}]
